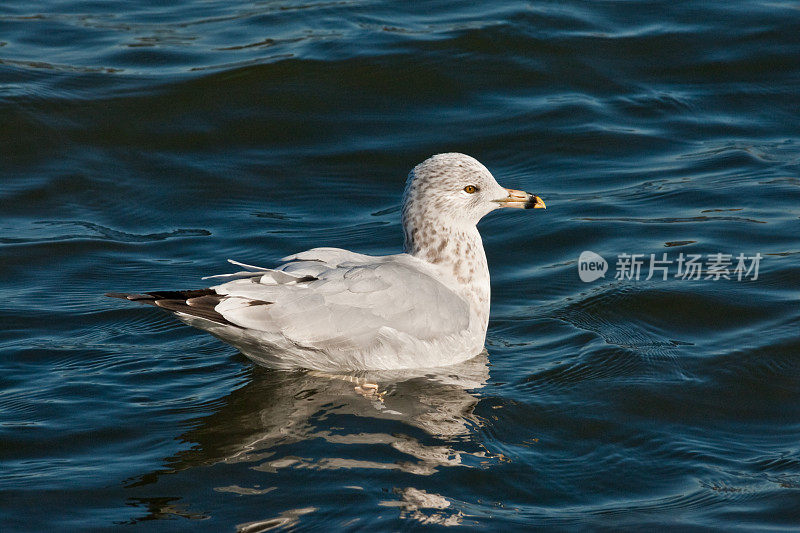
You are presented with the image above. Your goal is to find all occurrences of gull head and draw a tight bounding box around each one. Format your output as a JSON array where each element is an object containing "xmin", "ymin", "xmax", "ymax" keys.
[{"xmin": 401, "ymin": 153, "xmax": 545, "ymax": 232}]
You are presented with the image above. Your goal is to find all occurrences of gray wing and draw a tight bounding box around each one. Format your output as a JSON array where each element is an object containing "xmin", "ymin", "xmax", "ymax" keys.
[{"xmin": 210, "ymin": 249, "xmax": 470, "ymax": 350}]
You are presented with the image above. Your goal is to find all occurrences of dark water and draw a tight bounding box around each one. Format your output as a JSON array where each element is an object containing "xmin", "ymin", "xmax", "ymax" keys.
[{"xmin": 2, "ymin": 0, "xmax": 799, "ymax": 530}]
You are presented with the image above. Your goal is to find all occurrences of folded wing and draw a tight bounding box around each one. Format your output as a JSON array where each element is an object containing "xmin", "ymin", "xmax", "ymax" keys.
[{"xmin": 211, "ymin": 248, "xmax": 470, "ymax": 351}]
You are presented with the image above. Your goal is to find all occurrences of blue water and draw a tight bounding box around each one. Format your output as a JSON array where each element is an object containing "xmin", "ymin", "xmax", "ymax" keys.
[{"xmin": 2, "ymin": 1, "xmax": 799, "ymax": 530}]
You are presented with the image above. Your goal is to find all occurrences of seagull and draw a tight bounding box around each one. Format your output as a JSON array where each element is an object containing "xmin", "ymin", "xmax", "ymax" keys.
[{"xmin": 108, "ymin": 153, "xmax": 545, "ymax": 371}]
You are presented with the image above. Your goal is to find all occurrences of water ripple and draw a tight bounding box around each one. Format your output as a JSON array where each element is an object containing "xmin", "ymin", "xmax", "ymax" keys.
[{"xmin": 0, "ymin": 220, "xmax": 210, "ymax": 245}]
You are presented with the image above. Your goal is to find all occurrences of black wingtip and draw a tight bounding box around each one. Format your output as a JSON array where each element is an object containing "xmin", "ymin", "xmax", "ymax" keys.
[{"xmin": 105, "ymin": 288, "xmax": 235, "ymax": 326}]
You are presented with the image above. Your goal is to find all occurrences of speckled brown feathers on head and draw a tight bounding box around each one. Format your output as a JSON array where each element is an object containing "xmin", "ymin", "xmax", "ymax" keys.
[{"xmin": 400, "ymin": 153, "xmax": 507, "ymax": 257}]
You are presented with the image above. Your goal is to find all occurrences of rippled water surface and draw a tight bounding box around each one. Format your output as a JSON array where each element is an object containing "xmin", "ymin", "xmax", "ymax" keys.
[{"xmin": 2, "ymin": 0, "xmax": 800, "ymax": 530}]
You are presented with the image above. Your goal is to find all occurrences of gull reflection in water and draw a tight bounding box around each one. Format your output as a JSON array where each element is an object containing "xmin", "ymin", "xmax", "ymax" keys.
[{"xmin": 127, "ymin": 351, "xmax": 495, "ymax": 527}]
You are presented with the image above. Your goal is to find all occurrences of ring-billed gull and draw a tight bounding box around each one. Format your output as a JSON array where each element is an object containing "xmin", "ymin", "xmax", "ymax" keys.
[{"xmin": 108, "ymin": 153, "xmax": 545, "ymax": 371}]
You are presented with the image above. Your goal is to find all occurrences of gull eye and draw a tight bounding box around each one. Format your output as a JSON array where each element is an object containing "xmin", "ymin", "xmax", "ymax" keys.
[{"xmin": 463, "ymin": 185, "xmax": 478, "ymax": 194}]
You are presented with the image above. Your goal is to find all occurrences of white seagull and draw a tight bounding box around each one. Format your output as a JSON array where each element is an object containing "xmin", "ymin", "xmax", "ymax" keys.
[{"xmin": 108, "ymin": 153, "xmax": 545, "ymax": 371}]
